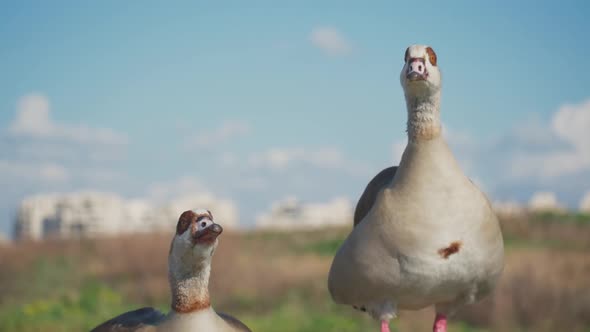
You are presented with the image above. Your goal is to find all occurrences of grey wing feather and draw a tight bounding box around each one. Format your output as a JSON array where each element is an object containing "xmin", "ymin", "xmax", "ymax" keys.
[
  {"xmin": 353, "ymin": 166, "xmax": 398, "ymax": 227},
  {"xmin": 90, "ymin": 307, "xmax": 165, "ymax": 332},
  {"xmin": 217, "ymin": 312, "xmax": 252, "ymax": 332}
]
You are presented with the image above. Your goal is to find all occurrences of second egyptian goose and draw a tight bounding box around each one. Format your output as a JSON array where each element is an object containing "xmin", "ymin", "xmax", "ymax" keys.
[{"xmin": 90, "ymin": 209, "xmax": 251, "ymax": 332}]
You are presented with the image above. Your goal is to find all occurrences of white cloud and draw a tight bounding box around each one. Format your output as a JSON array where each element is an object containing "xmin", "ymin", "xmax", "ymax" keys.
[
  {"xmin": 249, "ymin": 147, "xmax": 305, "ymax": 170},
  {"xmin": 8, "ymin": 94, "xmax": 127, "ymax": 145},
  {"xmin": 510, "ymin": 117, "xmax": 558, "ymax": 147},
  {"xmin": 0, "ymin": 159, "xmax": 124, "ymax": 186},
  {"xmin": 310, "ymin": 26, "xmax": 352, "ymax": 56},
  {"xmin": 39, "ymin": 164, "xmax": 70, "ymax": 182},
  {"xmin": 0, "ymin": 160, "xmax": 69, "ymax": 183},
  {"xmin": 146, "ymin": 176, "xmax": 207, "ymax": 202},
  {"xmin": 509, "ymin": 151, "xmax": 587, "ymax": 179},
  {"xmin": 80, "ymin": 168, "xmax": 122, "ymax": 183},
  {"xmin": 508, "ymin": 99, "xmax": 590, "ymax": 179},
  {"xmin": 443, "ymin": 125, "xmax": 474, "ymax": 149},
  {"xmin": 552, "ymin": 99, "xmax": 590, "ymax": 151},
  {"xmin": 236, "ymin": 177, "xmax": 268, "ymax": 191},
  {"xmin": 217, "ymin": 152, "xmax": 239, "ymax": 167},
  {"xmin": 11, "ymin": 94, "xmax": 52, "ymax": 135},
  {"xmin": 0, "ymin": 93, "xmax": 128, "ymax": 196},
  {"xmin": 15, "ymin": 143, "xmax": 74, "ymax": 160},
  {"xmin": 185, "ymin": 121, "xmax": 250, "ymax": 150},
  {"xmin": 249, "ymin": 146, "xmax": 370, "ymax": 175}
]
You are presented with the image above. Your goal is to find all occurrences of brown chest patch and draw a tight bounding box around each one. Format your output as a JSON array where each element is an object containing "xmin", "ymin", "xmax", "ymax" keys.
[
  {"xmin": 172, "ymin": 297, "xmax": 211, "ymax": 313},
  {"xmin": 438, "ymin": 241, "xmax": 462, "ymax": 259}
]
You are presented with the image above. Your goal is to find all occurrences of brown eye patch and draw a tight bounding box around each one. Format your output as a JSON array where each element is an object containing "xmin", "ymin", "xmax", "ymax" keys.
[
  {"xmin": 176, "ymin": 210, "xmax": 196, "ymax": 235},
  {"xmin": 426, "ymin": 47, "xmax": 437, "ymax": 66}
]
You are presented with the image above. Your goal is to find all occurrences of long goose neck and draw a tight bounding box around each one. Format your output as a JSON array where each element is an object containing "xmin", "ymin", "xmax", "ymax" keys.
[
  {"xmin": 169, "ymin": 259, "xmax": 211, "ymax": 313},
  {"xmin": 405, "ymin": 91, "xmax": 442, "ymax": 141}
]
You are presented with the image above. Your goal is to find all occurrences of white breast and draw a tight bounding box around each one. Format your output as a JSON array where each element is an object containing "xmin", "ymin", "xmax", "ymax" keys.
[{"xmin": 159, "ymin": 308, "xmax": 236, "ymax": 332}]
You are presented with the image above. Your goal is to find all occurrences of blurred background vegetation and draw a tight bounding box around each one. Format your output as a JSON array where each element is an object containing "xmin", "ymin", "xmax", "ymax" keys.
[{"xmin": 1, "ymin": 212, "xmax": 589, "ymax": 332}]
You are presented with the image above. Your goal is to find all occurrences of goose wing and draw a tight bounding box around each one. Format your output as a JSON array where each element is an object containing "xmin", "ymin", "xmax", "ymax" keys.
[
  {"xmin": 90, "ymin": 307, "xmax": 165, "ymax": 332},
  {"xmin": 353, "ymin": 166, "xmax": 398, "ymax": 227}
]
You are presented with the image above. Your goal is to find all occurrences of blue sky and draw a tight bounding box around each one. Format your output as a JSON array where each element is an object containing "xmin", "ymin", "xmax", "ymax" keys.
[{"xmin": 1, "ymin": 1, "xmax": 589, "ymax": 235}]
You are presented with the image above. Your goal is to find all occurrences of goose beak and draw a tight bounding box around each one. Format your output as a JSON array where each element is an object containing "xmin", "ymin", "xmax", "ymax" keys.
[
  {"xmin": 406, "ymin": 58, "xmax": 427, "ymax": 81},
  {"xmin": 195, "ymin": 223, "xmax": 223, "ymax": 244},
  {"xmin": 407, "ymin": 71, "xmax": 426, "ymax": 81}
]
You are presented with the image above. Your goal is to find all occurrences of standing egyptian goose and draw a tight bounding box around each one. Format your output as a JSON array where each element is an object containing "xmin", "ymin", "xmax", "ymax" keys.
[
  {"xmin": 91, "ymin": 209, "xmax": 251, "ymax": 332},
  {"xmin": 328, "ymin": 45, "xmax": 504, "ymax": 332}
]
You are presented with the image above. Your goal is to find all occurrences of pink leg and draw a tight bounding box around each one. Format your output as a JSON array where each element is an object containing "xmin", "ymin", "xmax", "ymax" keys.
[
  {"xmin": 433, "ymin": 313, "xmax": 447, "ymax": 332},
  {"xmin": 381, "ymin": 320, "xmax": 391, "ymax": 332}
]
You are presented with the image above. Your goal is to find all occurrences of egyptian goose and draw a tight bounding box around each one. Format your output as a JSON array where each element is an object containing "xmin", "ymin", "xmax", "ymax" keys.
[
  {"xmin": 91, "ymin": 209, "xmax": 251, "ymax": 332},
  {"xmin": 328, "ymin": 45, "xmax": 504, "ymax": 332}
]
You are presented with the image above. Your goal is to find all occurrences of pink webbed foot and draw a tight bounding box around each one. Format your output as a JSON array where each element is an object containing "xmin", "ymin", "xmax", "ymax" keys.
[
  {"xmin": 381, "ymin": 320, "xmax": 391, "ymax": 332},
  {"xmin": 433, "ymin": 313, "xmax": 447, "ymax": 332}
]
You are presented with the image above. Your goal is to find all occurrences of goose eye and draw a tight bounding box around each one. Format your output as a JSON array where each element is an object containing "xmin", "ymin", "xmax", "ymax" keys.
[
  {"xmin": 198, "ymin": 219, "xmax": 212, "ymax": 230},
  {"xmin": 426, "ymin": 47, "xmax": 437, "ymax": 66}
]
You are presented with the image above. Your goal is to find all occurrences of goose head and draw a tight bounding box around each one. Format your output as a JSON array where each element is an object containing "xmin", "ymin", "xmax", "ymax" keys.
[
  {"xmin": 169, "ymin": 209, "xmax": 223, "ymax": 277},
  {"xmin": 400, "ymin": 45, "xmax": 441, "ymax": 98}
]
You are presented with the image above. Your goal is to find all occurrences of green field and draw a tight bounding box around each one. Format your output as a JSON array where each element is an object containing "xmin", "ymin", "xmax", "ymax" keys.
[{"xmin": 1, "ymin": 213, "xmax": 589, "ymax": 332}]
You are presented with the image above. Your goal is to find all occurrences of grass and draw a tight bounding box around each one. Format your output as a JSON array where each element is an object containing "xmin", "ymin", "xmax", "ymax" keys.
[
  {"xmin": 0, "ymin": 282, "xmax": 133, "ymax": 332},
  {"xmin": 533, "ymin": 211, "xmax": 590, "ymax": 225},
  {"xmin": 238, "ymin": 290, "xmax": 376, "ymax": 332},
  {"xmin": 1, "ymin": 214, "xmax": 589, "ymax": 332},
  {"xmin": 302, "ymin": 237, "xmax": 344, "ymax": 256}
]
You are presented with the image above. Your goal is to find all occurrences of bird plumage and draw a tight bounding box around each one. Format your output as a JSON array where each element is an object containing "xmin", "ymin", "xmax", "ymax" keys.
[
  {"xmin": 328, "ymin": 45, "xmax": 504, "ymax": 332},
  {"xmin": 90, "ymin": 209, "xmax": 251, "ymax": 332}
]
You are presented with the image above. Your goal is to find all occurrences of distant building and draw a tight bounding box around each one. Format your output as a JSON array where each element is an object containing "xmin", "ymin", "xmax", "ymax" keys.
[
  {"xmin": 528, "ymin": 191, "xmax": 565, "ymax": 212},
  {"xmin": 49, "ymin": 192, "xmax": 128, "ymax": 238},
  {"xmin": 14, "ymin": 191, "xmax": 239, "ymax": 240},
  {"xmin": 256, "ymin": 196, "xmax": 352, "ymax": 230},
  {"xmin": 580, "ymin": 191, "xmax": 590, "ymax": 213},
  {"xmin": 14, "ymin": 194, "xmax": 60, "ymax": 240},
  {"xmin": 0, "ymin": 232, "xmax": 9, "ymax": 246}
]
